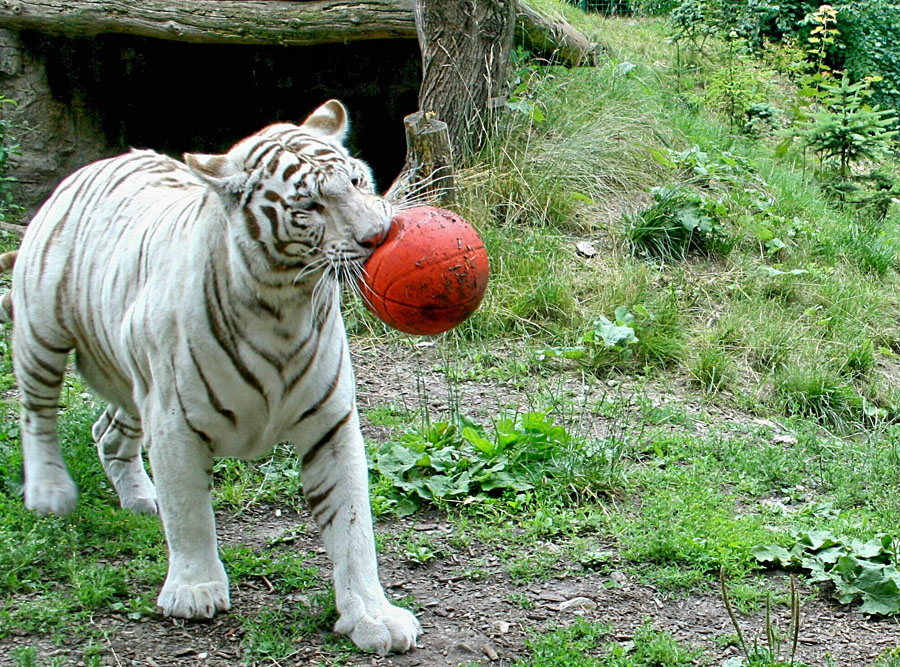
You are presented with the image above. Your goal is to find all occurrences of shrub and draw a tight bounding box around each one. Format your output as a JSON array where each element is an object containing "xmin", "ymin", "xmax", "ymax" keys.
[
  {"xmin": 625, "ymin": 185, "xmax": 729, "ymax": 259},
  {"xmin": 836, "ymin": 1, "xmax": 900, "ymax": 111},
  {"xmin": 702, "ymin": 37, "xmax": 772, "ymax": 130}
]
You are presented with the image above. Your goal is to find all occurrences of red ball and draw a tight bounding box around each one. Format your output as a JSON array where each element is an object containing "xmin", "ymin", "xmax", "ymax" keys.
[{"xmin": 359, "ymin": 206, "xmax": 489, "ymax": 335}]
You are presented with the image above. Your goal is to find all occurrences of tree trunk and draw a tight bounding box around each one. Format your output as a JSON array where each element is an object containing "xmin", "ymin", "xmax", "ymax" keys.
[
  {"xmin": 414, "ymin": 0, "xmax": 517, "ymax": 158},
  {"xmin": 0, "ymin": 0, "xmax": 417, "ymax": 46}
]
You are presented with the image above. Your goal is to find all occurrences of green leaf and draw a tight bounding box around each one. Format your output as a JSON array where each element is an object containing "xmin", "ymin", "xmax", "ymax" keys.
[
  {"xmin": 851, "ymin": 537, "xmax": 890, "ymax": 560},
  {"xmin": 536, "ymin": 345, "xmax": 587, "ymax": 361},
  {"xmin": 394, "ymin": 498, "xmax": 419, "ymax": 518},
  {"xmin": 800, "ymin": 529, "xmax": 841, "ymax": 550},
  {"xmin": 816, "ymin": 545, "xmax": 845, "ymax": 564},
  {"xmin": 424, "ymin": 474, "xmax": 462, "ymax": 499},
  {"xmin": 377, "ymin": 444, "xmax": 421, "ymax": 478},
  {"xmin": 774, "ymin": 135, "xmax": 795, "ymax": 157},
  {"xmin": 613, "ymin": 306, "xmax": 636, "ymax": 326},
  {"xmin": 571, "ymin": 191, "xmax": 595, "ymax": 205},
  {"xmin": 461, "ymin": 426, "xmax": 496, "ymax": 457},
  {"xmin": 648, "ymin": 147, "xmax": 677, "ymax": 169},
  {"xmin": 598, "ymin": 323, "xmax": 638, "ymax": 348},
  {"xmin": 752, "ymin": 544, "xmax": 793, "ymax": 566}
]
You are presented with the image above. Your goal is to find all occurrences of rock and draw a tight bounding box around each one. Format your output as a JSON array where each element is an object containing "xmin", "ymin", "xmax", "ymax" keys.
[
  {"xmin": 576, "ymin": 240, "xmax": 598, "ymax": 258},
  {"xmin": 483, "ymin": 644, "xmax": 500, "ymax": 661},
  {"xmin": 559, "ymin": 596, "xmax": 598, "ymax": 612},
  {"xmin": 538, "ymin": 590, "xmax": 566, "ymax": 602},
  {"xmin": 773, "ymin": 434, "xmax": 798, "ymax": 445},
  {"xmin": 457, "ymin": 642, "xmax": 479, "ymax": 655}
]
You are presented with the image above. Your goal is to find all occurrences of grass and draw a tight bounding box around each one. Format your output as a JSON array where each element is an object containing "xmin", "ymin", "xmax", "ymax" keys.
[
  {"xmin": 3, "ymin": 2, "xmax": 900, "ymax": 664},
  {"xmin": 513, "ymin": 617, "xmax": 699, "ymax": 666},
  {"xmin": 443, "ymin": 12, "xmax": 900, "ymax": 431}
]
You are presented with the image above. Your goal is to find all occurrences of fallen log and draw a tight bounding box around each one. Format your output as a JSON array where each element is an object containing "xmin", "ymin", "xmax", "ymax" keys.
[
  {"xmin": 0, "ymin": 0, "xmax": 418, "ymax": 46},
  {"xmin": 0, "ymin": 0, "xmax": 598, "ymax": 67},
  {"xmin": 516, "ymin": 2, "xmax": 601, "ymax": 66}
]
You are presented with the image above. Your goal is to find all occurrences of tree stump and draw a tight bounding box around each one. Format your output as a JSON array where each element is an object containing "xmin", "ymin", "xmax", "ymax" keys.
[{"xmin": 388, "ymin": 110, "xmax": 456, "ymax": 207}]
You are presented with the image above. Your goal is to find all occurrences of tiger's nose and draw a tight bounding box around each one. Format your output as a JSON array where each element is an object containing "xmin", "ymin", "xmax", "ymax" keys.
[{"xmin": 357, "ymin": 226, "xmax": 388, "ymax": 249}]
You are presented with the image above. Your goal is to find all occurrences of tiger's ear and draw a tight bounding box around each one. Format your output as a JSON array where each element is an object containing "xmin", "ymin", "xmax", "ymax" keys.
[
  {"xmin": 301, "ymin": 99, "xmax": 349, "ymax": 141},
  {"xmin": 184, "ymin": 153, "xmax": 248, "ymax": 195}
]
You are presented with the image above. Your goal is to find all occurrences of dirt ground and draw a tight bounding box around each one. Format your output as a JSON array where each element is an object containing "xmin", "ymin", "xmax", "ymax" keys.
[{"xmin": 4, "ymin": 342, "xmax": 900, "ymax": 666}]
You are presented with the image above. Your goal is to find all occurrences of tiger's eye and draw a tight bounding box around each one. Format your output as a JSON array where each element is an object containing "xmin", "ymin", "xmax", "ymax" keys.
[{"xmin": 297, "ymin": 200, "xmax": 324, "ymax": 214}]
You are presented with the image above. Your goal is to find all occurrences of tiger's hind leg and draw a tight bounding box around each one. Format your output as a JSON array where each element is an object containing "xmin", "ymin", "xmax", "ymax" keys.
[
  {"xmin": 93, "ymin": 406, "xmax": 158, "ymax": 515},
  {"xmin": 14, "ymin": 326, "xmax": 77, "ymax": 516}
]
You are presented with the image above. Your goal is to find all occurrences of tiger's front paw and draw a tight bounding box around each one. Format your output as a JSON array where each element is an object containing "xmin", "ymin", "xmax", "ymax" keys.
[
  {"xmin": 335, "ymin": 602, "xmax": 421, "ymax": 655},
  {"xmin": 25, "ymin": 470, "xmax": 78, "ymax": 516},
  {"xmin": 157, "ymin": 567, "xmax": 231, "ymax": 619}
]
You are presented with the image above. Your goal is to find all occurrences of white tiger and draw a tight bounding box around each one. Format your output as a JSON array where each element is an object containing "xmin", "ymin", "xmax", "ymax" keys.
[{"xmin": 1, "ymin": 100, "xmax": 420, "ymax": 655}]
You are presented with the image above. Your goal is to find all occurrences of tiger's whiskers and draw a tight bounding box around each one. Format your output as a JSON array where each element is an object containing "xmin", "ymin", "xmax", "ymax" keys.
[
  {"xmin": 387, "ymin": 167, "xmax": 456, "ymax": 211},
  {"xmin": 292, "ymin": 255, "xmax": 329, "ymax": 286}
]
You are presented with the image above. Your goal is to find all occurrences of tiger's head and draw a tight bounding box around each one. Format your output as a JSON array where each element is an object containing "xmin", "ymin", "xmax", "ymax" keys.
[{"xmin": 184, "ymin": 100, "xmax": 391, "ymax": 289}]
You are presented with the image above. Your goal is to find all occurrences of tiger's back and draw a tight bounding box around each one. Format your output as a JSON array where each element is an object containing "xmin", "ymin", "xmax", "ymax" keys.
[{"xmin": 14, "ymin": 150, "xmax": 209, "ymax": 412}]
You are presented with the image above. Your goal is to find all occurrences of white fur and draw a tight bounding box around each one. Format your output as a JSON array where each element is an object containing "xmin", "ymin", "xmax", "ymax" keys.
[{"xmin": 8, "ymin": 100, "xmax": 420, "ymax": 654}]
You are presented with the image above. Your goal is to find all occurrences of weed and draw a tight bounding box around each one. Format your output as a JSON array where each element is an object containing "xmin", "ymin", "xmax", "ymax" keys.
[
  {"xmin": 0, "ymin": 95, "xmax": 23, "ymax": 223},
  {"xmin": 516, "ymin": 616, "xmax": 698, "ymax": 666},
  {"xmin": 754, "ymin": 529, "xmax": 900, "ymax": 615},
  {"xmin": 690, "ymin": 344, "xmax": 736, "ymax": 392},
  {"xmin": 367, "ymin": 403, "xmax": 413, "ymax": 428},
  {"xmin": 10, "ymin": 647, "xmax": 36, "ymax": 667},
  {"xmin": 773, "ymin": 366, "xmax": 862, "ymax": 428},
  {"xmin": 720, "ymin": 569, "xmax": 803, "ymax": 667},
  {"xmin": 213, "ymin": 443, "xmax": 304, "ymax": 512},
  {"xmin": 240, "ymin": 590, "xmax": 348, "ymax": 663},
  {"xmin": 878, "ymin": 647, "xmax": 900, "ymax": 667},
  {"xmin": 222, "ymin": 545, "xmax": 319, "ymax": 594},
  {"xmin": 400, "ymin": 535, "xmax": 443, "ymax": 566},
  {"xmin": 507, "ymin": 591, "xmax": 535, "ymax": 610},
  {"xmin": 514, "ymin": 617, "xmax": 612, "ymax": 666},
  {"xmin": 618, "ymin": 462, "xmax": 768, "ymax": 584},
  {"xmin": 625, "ymin": 185, "xmax": 729, "ymax": 260},
  {"xmin": 370, "ymin": 408, "xmax": 629, "ymax": 516},
  {"xmin": 505, "ymin": 545, "xmax": 566, "ymax": 581},
  {"xmin": 540, "ymin": 300, "xmax": 685, "ymax": 371}
]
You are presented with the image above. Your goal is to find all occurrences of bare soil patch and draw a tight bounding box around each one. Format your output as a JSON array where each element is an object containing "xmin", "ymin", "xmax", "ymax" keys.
[{"xmin": 2, "ymin": 342, "xmax": 900, "ymax": 665}]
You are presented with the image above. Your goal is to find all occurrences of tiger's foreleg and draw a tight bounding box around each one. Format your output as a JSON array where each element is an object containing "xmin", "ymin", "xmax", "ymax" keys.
[
  {"xmin": 298, "ymin": 412, "xmax": 421, "ymax": 655},
  {"xmin": 145, "ymin": 403, "xmax": 230, "ymax": 619},
  {"xmin": 92, "ymin": 405, "xmax": 158, "ymax": 515}
]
